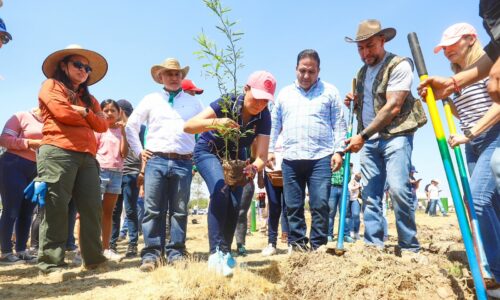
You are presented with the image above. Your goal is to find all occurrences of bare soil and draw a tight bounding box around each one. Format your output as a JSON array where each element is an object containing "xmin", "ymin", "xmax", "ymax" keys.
[{"xmin": 0, "ymin": 212, "xmax": 476, "ymax": 300}]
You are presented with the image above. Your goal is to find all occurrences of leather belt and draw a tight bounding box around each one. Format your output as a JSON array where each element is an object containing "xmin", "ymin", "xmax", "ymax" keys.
[{"xmin": 153, "ymin": 152, "xmax": 193, "ymax": 160}]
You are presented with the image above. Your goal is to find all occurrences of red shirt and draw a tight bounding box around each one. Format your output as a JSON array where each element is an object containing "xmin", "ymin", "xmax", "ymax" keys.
[{"xmin": 38, "ymin": 79, "xmax": 108, "ymax": 156}]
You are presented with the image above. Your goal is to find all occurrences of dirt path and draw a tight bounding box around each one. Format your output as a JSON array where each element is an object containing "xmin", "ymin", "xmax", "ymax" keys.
[{"xmin": 0, "ymin": 212, "xmax": 475, "ymax": 299}]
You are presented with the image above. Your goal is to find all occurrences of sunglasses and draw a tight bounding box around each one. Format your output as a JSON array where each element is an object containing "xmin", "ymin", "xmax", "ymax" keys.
[
  {"xmin": 0, "ymin": 34, "xmax": 9, "ymax": 44},
  {"xmin": 70, "ymin": 61, "xmax": 92, "ymax": 74}
]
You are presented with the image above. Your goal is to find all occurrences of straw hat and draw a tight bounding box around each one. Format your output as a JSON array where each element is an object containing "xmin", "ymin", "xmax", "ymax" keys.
[
  {"xmin": 42, "ymin": 44, "xmax": 108, "ymax": 86},
  {"xmin": 151, "ymin": 58, "xmax": 189, "ymax": 84},
  {"xmin": 345, "ymin": 19, "xmax": 396, "ymax": 43}
]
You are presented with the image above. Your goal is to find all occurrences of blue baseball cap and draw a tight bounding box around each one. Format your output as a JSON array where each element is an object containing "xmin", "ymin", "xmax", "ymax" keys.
[{"xmin": 0, "ymin": 18, "xmax": 12, "ymax": 44}]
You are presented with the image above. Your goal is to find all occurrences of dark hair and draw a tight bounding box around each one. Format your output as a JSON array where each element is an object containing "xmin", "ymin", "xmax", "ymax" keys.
[
  {"xmin": 52, "ymin": 55, "xmax": 92, "ymax": 107},
  {"xmin": 296, "ymin": 49, "xmax": 320, "ymax": 67},
  {"xmin": 100, "ymin": 99, "xmax": 120, "ymax": 111}
]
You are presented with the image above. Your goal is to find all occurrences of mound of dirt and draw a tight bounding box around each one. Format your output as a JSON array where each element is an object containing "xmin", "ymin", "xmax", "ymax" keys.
[{"xmin": 278, "ymin": 241, "xmax": 474, "ymax": 300}]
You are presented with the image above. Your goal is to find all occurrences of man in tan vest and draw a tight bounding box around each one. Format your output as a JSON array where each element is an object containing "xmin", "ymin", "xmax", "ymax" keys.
[{"xmin": 344, "ymin": 19, "xmax": 427, "ymax": 260}]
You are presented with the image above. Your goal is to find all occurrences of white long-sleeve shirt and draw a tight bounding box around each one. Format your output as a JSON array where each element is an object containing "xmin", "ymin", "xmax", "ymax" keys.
[{"xmin": 126, "ymin": 90, "xmax": 203, "ymax": 156}]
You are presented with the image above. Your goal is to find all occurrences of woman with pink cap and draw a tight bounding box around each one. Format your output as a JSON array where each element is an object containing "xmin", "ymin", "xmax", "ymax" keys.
[
  {"xmin": 432, "ymin": 23, "xmax": 500, "ymax": 283},
  {"xmin": 184, "ymin": 70, "xmax": 276, "ymax": 277}
]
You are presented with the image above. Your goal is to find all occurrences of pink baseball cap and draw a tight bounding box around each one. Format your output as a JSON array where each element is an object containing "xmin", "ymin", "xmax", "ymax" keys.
[
  {"xmin": 434, "ymin": 23, "xmax": 477, "ymax": 53},
  {"xmin": 246, "ymin": 70, "xmax": 277, "ymax": 102}
]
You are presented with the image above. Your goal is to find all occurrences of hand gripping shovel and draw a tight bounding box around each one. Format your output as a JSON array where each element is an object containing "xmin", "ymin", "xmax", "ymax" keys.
[
  {"xmin": 328, "ymin": 78, "xmax": 356, "ymax": 256},
  {"xmin": 408, "ymin": 32, "xmax": 487, "ymax": 300}
]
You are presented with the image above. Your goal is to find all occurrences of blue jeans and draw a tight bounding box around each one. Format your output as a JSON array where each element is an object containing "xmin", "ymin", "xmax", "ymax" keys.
[
  {"xmin": 429, "ymin": 199, "xmax": 446, "ymax": 216},
  {"xmin": 360, "ymin": 135, "xmax": 419, "ymax": 252},
  {"xmin": 346, "ymin": 199, "xmax": 361, "ymax": 233},
  {"xmin": 264, "ymin": 174, "xmax": 289, "ymax": 246},
  {"xmin": 141, "ymin": 156, "xmax": 192, "ymax": 263},
  {"xmin": 282, "ymin": 155, "xmax": 331, "ymax": 249},
  {"xmin": 328, "ymin": 185, "xmax": 350, "ymax": 238},
  {"xmin": 465, "ymin": 124, "xmax": 500, "ymax": 281},
  {"xmin": 235, "ymin": 182, "xmax": 254, "ymax": 245},
  {"xmin": 194, "ymin": 147, "xmax": 242, "ymax": 254},
  {"xmin": 111, "ymin": 174, "xmax": 139, "ymax": 246},
  {"xmin": 137, "ymin": 197, "xmax": 144, "ymax": 234},
  {"xmin": 492, "ymin": 147, "xmax": 500, "ymax": 193},
  {"xmin": 0, "ymin": 152, "xmax": 37, "ymax": 254}
]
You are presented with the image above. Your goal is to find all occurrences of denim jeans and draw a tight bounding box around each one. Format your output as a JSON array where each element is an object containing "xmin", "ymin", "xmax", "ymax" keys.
[
  {"xmin": 0, "ymin": 152, "xmax": 37, "ymax": 254},
  {"xmin": 491, "ymin": 147, "xmax": 500, "ymax": 193},
  {"xmin": 465, "ymin": 124, "xmax": 500, "ymax": 281},
  {"xmin": 429, "ymin": 199, "xmax": 446, "ymax": 216},
  {"xmin": 328, "ymin": 185, "xmax": 350, "ymax": 238},
  {"xmin": 137, "ymin": 197, "xmax": 144, "ymax": 234},
  {"xmin": 194, "ymin": 147, "xmax": 242, "ymax": 254},
  {"xmin": 264, "ymin": 174, "xmax": 289, "ymax": 246},
  {"xmin": 360, "ymin": 135, "xmax": 419, "ymax": 252},
  {"xmin": 282, "ymin": 155, "xmax": 331, "ymax": 250},
  {"xmin": 346, "ymin": 199, "xmax": 361, "ymax": 234},
  {"xmin": 235, "ymin": 181, "xmax": 254, "ymax": 246},
  {"xmin": 381, "ymin": 196, "xmax": 389, "ymax": 240},
  {"xmin": 141, "ymin": 156, "xmax": 192, "ymax": 263},
  {"xmin": 111, "ymin": 173, "xmax": 139, "ymax": 246}
]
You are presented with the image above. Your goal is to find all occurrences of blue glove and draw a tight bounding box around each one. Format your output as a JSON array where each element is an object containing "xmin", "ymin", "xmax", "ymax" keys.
[{"xmin": 24, "ymin": 181, "xmax": 47, "ymax": 208}]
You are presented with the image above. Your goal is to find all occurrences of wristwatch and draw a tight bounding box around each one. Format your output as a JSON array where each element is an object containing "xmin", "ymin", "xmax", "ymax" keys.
[
  {"xmin": 360, "ymin": 131, "xmax": 370, "ymax": 141},
  {"xmin": 463, "ymin": 128, "xmax": 474, "ymax": 140}
]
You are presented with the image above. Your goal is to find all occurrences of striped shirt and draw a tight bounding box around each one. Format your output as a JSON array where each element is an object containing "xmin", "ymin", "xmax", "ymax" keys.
[
  {"xmin": 270, "ymin": 79, "xmax": 347, "ymax": 161},
  {"xmin": 453, "ymin": 78, "xmax": 493, "ymax": 131}
]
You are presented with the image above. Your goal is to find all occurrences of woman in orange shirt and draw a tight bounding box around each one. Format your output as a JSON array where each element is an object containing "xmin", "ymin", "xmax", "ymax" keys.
[{"xmin": 35, "ymin": 44, "xmax": 108, "ymax": 273}]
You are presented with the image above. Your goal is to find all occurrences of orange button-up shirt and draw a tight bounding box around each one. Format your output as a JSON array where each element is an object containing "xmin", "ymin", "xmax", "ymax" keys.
[{"xmin": 38, "ymin": 79, "xmax": 108, "ymax": 156}]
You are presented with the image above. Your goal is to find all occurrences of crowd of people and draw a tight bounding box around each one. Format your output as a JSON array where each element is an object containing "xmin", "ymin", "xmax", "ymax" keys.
[{"xmin": 0, "ymin": 5, "xmax": 499, "ymax": 297}]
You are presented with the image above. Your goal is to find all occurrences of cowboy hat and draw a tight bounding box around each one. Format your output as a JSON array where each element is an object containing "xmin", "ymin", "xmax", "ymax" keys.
[
  {"xmin": 151, "ymin": 58, "xmax": 189, "ymax": 84},
  {"xmin": 42, "ymin": 44, "xmax": 108, "ymax": 86},
  {"xmin": 345, "ymin": 19, "xmax": 396, "ymax": 43}
]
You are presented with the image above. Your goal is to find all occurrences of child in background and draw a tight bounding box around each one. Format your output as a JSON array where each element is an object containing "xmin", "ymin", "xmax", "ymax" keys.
[{"xmin": 96, "ymin": 99, "xmax": 128, "ymax": 260}]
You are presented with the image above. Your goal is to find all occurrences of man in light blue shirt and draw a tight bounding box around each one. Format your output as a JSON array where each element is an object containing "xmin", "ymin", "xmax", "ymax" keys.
[{"xmin": 268, "ymin": 49, "xmax": 347, "ymax": 251}]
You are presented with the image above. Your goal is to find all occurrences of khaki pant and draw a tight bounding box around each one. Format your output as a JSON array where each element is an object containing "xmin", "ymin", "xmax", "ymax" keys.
[{"xmin": 36, "ymin": 145, "xmax": 105, "ymax": 272}]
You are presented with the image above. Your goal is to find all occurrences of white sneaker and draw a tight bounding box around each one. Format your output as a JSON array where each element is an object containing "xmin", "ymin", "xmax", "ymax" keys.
[
  {"xmin": 350, "ymin": 231, "xmax": 355, "ymax": 239},
  {"xmin": 261, "ymin": 244, "xmax": 277, "ymax": 257},
  {"xmin": 208, "ymin": 248, "xmax": 234, "ymax": 277},
  {"xmin": 222, "ymin": 252, "xmax": 236, "ymax": 277},
  {"xmin": 103, "ymin": 249, "xmax": 122, "ymax": 261},
  {"xmin": 208, "ymin": 250, "xmax": 223, "ymax": 274}
]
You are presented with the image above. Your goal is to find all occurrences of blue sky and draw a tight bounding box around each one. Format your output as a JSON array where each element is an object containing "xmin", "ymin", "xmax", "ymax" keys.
[{"xmin": 0, "ymin": 0, "xmax": 489, "ymax": 198}]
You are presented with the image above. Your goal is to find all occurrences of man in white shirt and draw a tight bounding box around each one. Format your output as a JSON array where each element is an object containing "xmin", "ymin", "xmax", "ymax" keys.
[
  {"xmin": 126, "ymin": 58, "xmax": 203, "ymax": 271},
  {"xmin": 428, "ymin": 179, "xmax": 447, "ymax": 216},
  {"xmin": 344, "ymin": 20, "xmax": 427, "ymax": 256}
]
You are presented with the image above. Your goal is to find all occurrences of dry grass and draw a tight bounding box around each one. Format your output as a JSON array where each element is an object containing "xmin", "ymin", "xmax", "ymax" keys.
[{"xmin": 0, "ymin": 212, "xmax": 475, "ymax": 299}]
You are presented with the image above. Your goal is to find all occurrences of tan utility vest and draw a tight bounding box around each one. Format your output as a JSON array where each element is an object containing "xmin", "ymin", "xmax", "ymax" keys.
[{"xmin": 355, "ymin": 53, "xmax": 427, "ymax": 139}]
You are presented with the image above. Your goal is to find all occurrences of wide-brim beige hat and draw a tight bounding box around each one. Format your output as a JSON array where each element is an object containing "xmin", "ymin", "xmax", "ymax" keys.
[
  {"xmin": 42, "ymin": 44, "xmax": 107, "ymax": 86},
  {"xmin": 151, "ymin": 58, "xmax": 189, "ymax": 84},
  {"xmin": 345, "ymin": 19, "xmax": 396, "ymax": 43}
]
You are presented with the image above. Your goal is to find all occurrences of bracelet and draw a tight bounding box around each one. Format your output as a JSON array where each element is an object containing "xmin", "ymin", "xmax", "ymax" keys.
[{"xmin": 450, "ymin": 77, "xmax": 461, "ymax": 95}]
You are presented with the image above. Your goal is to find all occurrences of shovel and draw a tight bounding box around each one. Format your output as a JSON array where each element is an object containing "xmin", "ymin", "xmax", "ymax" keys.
[{"xmin": 331, "ymin": 78, "xmax": 356, "ymax": 256}]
